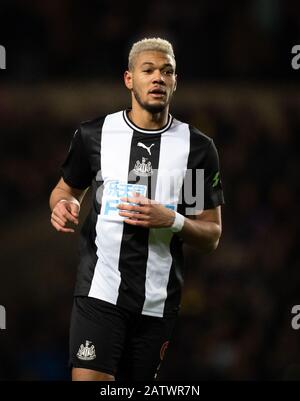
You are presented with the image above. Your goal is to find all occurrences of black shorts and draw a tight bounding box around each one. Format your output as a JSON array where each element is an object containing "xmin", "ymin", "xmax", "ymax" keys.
[{"xmin": 69, "ymin": 296, "xmax": 178, "ymax": 381}]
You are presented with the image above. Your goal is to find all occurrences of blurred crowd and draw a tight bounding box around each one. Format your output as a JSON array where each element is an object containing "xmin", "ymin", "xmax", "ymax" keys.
[
  {"xmin": 0, "ymin": 0, "xmax": 299, "ymax": 82},
  {"xmin": 0, "ymin": 0, "xmax": 300, "ymax": 381}
]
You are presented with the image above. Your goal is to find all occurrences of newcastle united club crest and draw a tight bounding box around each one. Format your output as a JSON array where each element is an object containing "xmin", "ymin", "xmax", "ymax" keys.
[
  {"xmin": 133, "ymin": 157, "xmax": 153, "ymax": 176},
  {"xmin": 77, "ymin": 340, "xmax": 96, "ymax": 361}
]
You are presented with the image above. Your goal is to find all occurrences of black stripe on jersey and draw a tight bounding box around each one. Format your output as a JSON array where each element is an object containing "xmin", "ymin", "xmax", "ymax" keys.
[
  {"xmin": 117, "ymin": 131, "xmax": 162, "ymax": 312},
  {"xmin": 74, "ymin": 117, "xmax": 105, "ymax": 296},
  {"xmin": 163, "ymin": 235, "xmax": 184, "ymax": 316}
]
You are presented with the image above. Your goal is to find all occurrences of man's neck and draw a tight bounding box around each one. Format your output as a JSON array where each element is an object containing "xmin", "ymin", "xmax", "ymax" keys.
[{"xmin": 128, "ymin": 105, "xmax": 169, "ymax": 130}]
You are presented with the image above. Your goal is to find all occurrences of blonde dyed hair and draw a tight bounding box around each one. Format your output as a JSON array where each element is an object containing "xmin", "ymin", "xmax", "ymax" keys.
[{"xmin": 128, "ymin": 37, "xmax": 176, "ymax": 71}]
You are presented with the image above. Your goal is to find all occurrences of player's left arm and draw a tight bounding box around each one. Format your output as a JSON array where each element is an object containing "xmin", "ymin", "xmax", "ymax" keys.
[
  {"xmin": 177, "ymin": 206, "xmax": 222, "ymax": 253},
  {"xmin": 117, "ymin": 195, "xmax": 222, "ymax": 253}
]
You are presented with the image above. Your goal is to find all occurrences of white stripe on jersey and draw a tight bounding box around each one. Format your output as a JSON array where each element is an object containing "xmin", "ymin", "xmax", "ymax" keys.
[
  {"xmin": 89, "ymin": 111, "xmax": 133, "ymax": 304},
  {"xmin": 142, "ymin": 120, "xmax": 190, "ymax": 317}
]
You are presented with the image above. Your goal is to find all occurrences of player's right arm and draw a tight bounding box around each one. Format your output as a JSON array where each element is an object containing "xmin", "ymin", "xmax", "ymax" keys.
[{"xmin": 49, "ymin": 177, "xmax": 89, "ymax": 233}]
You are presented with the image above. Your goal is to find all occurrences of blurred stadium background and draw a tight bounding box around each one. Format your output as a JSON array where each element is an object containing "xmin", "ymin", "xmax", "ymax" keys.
[{"xmin": 0, "ymin": 0, "xmax": 300, "ymax": 380}]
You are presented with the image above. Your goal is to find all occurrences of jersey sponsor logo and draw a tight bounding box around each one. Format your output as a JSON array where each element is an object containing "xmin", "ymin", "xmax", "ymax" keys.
[
  {"xmin": 77, "ymin": 340, "xmax": 96, "ymax": 361},
  {"xmin": 137, "ymin": 142, "xmax": 155, "ymax": 155},
  {"xmin": 134, "ymin": 157, "xmax": 153, "ymax": 176},
  {"xmin": 101, "ymin": 180, "xmax": 175, "ymax": 219},
  {"xmin": 101, "ymin": 181, "xmax": 147, "ymax": 219}
]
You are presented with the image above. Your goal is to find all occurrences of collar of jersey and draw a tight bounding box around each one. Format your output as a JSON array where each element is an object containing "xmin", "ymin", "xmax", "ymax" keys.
[{"xmin": 123, "ymin": 109, "xmax": 173, "ymax": 134}]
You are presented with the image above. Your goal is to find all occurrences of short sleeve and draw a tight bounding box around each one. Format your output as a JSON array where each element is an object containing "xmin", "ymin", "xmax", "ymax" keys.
[
  {"xmin": 60, "ymin": 126, "xmax": 93, "ymax": 189},
  {"xmin": 203, "ymin": 140, "xmax": 225, "ymax": 210}
]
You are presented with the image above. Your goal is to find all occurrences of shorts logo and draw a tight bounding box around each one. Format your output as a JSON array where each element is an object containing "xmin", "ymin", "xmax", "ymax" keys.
[
  {"xmin": 160, "ymin": 340, "xmax": 169, "ymax": 361},
  {"xmin": 77, "ymin": 340, "xmax": 96, "ymax": 361}
]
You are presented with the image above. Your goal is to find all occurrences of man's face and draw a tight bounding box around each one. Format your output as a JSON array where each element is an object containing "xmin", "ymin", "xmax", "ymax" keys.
[{"xmin": 124, "ymin": 50, "xmax": 177, "ymax": 113}]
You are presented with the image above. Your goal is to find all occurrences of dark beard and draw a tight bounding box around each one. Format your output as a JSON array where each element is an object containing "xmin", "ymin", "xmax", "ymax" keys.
[{"xmin": 132, "ymin": 88, "xmax": 166, "ymax": 114}]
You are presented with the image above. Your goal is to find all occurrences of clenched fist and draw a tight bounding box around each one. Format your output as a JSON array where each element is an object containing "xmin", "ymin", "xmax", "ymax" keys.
[{"xmin": 51, "ymin": 199, "xmax": 80, "ymax": 233}]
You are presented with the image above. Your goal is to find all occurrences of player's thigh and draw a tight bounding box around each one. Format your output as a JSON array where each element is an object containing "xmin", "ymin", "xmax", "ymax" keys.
[
  {"xmin": 72, "ymin": 367, "xmax": 115, "ymax": 381},
  {"xmin": 69, "ymin": 296, "xmax": 128, "ymax": 378},
  {"xmin": 117, "ymin": 314, "xmax": 177, "ymax": 381}
]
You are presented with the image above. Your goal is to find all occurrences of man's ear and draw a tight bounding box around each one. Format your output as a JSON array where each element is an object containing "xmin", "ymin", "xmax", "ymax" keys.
[{"xmin": 124, "ymin": 70, "xmax": 133, "ymax": 90}]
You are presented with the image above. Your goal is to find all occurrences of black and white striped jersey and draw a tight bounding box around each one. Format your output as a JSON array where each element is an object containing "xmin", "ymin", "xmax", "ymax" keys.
[{"xmin": 61, "ymin": 109, "xmax": 225, "ymax": 318}]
